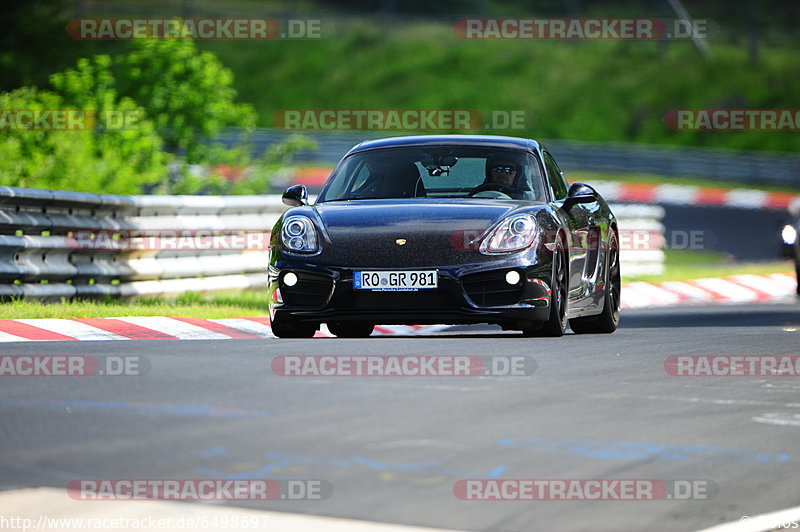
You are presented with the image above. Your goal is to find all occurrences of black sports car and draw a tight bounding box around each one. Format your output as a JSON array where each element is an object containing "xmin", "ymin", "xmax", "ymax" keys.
[{"xmin": 268, "ymin": 135, "xmax": 620, "ymax": 338}]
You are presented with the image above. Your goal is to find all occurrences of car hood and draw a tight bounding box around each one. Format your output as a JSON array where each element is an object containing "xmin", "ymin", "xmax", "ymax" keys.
[{"xmin": 305, "ymin": 198, "xmax": 544, "ymax": 267}]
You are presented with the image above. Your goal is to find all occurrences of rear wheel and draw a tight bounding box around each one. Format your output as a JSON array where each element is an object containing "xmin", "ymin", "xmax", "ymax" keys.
[
  {"xmin": 328, "ymin": 322, "xmax": 375, "ymax": 338},
  {"xmin": 524, "ymin": 238, "xmax": 567, "ymax": 337},
  {"xmin": 270, "ymin": 315, "xmax": 317, "ymax": 338},
  {"xmin": 570, "ymin": 230, "xmax": 621, "ymax": 334}
]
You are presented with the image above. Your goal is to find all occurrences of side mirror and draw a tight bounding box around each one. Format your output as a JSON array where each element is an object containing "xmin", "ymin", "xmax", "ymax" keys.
[
  {"xmin": 563, "ymin": 182, "xmax": 598, "ymax": 209},
  {"xmin": 282, "ymin": 184, "xmax": 308, "ymax": 207}
]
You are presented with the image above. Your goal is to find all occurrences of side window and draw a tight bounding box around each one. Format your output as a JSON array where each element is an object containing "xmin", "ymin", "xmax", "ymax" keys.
[
  {"xmin": 543, "ymin": 151, "xmax": 568, "ymax": 200},
  {"xmin": 350, "ymin": 162, "xmax": 372, "ymax": 192}
]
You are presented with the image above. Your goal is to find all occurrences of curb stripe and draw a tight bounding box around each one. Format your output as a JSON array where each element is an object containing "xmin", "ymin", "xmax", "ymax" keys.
[
  {"xmin": 0, "ymin": 330, "xmax": 30, "ymax": 342},
  {"xmin": 0, "ymin": 321, "xmax": 76, "ymax": 341},
  {"xmin": 622, "ymin": 273, "xmax": 795, "ymax": 309},
  {"xmin": 15, "ymin": 319, "xmax": 129, "ymax": 341},
  {"xmin": 720, "ymin": 279, "xmax": 774, "ymax": 302},
  {"xmin": 241, "ymin": 316, "xmax": 271, "ymax": 325},
  {"xmin": 72, "ymin": 318, "xmax": 179, "ymax": 340},
  {"xmin": 113, "ymin": 317, "xmax": 232, "ymax": 340},
  {"xmin": 211, "ymin": 318, "xmax": 275, "ymax": 337},
  {"xmin": 592, "ymin": 180, "xmax": 800, "ymax": 210},
  {"xmin": 170, "ymin": 317, "xmax": 261, "ymax": 339}
]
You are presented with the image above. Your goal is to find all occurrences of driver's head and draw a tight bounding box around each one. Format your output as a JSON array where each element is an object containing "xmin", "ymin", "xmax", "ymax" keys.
[{"xmin": 487, "ymin": 159, "xmax": 518, "ymax": 187}]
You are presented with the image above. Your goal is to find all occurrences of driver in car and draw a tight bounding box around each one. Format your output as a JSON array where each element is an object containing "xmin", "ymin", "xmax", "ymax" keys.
[
  {"xmin": 469, "ymin": 157, "xmax": 528, "ymax": 199},
  {"xmin": 488, "ymin": 159, "xmax": 518, "ymax": 188}
]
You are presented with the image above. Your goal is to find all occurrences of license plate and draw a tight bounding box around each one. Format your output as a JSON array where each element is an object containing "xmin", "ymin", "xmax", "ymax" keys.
[{"xmin": 354, "ymin": 270, "xmax": 438, "ymax": 291}]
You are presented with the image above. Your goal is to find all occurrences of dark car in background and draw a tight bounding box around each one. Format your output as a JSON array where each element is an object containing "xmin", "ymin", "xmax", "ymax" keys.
[
  {"xmin": 787, "ymin": 199, "xmax": 800, "ymax": 294},
  {"xmin": 268, "ymin": 135, "xmax": 620, "ymax": 338}
]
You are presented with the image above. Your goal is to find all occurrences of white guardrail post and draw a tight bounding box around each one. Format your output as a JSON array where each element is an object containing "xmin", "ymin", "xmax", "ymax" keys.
[{"xmin": 0, "ymin": 186, "xmax": 664, "ymax": 300}]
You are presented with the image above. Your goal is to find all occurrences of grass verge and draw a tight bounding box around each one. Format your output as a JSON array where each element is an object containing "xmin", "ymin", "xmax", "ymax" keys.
[
  {"xmin": 0, "ymin": 291, "xmax": 270, "ymax": 320},
  {"xmin": 628, "ymin": 250, "xmax": 794, "ymax": 283}
]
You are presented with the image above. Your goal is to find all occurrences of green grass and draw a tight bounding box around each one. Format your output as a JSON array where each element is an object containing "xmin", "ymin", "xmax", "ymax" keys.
[
  {"xmin": 0, "ymin": 291, "xmax": 270, "ymax": 320},
  {"xmin": 628, "ymin": 250, "xmax": 794, "ymax": 283},
  {"xmin": 199, "ymin": 22, "xmax": 800, "ymax": 153}
]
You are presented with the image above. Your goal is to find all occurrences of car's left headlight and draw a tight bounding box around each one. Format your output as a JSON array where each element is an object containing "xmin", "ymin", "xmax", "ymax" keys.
[
  {"xmin": 281, "ymin": 215, "xmax": 319, "ymax": 253},
  {"xmin": 480, "ymin": 214, "xmax": 538, "ymax": 254}
]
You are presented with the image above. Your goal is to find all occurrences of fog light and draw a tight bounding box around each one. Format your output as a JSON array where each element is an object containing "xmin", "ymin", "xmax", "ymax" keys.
[
  {"xmin": 505, "ymin": 270, "xmax": 521, "ymax": 285},
  {"xmin": 283, "ymin": 272, "xmax": 298, "ymax": 287}
]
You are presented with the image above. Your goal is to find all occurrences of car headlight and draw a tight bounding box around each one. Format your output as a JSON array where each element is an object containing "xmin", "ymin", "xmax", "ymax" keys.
[
  {"xmin": 281, "ymin": 216, "xmax": 319, "ymax": 253},
  {"xmin": 480, "ymin": 214, "xmax": 538, "ymax": 254},
  {"xmin": 782, "ymin": 224, "xmax": 797, "ymax": 246}
]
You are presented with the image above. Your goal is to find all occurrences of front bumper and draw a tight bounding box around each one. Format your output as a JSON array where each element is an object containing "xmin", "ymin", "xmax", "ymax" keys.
[{"xmin": 268, "ymin": 261, "xmax": 553, "ymax": 327}]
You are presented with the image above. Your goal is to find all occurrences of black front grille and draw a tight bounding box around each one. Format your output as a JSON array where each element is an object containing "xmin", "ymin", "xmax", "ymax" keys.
[
  {"xmin": 281, "ymin": 271, "xmax": 333, "ymax": 307},
  {"xmin": 462, "ymin": 270, "xmax": 523, "ymax": 307}
]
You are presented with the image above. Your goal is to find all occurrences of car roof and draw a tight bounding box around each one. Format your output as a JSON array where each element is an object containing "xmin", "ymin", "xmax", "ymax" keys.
[{"xmin": 345, "ymin": 135, "xmax": 541, "ymax": 156}]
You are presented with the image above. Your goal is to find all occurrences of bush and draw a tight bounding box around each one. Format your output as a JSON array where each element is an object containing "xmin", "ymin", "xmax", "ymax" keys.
[
  {"xmin": 0, "ymin": 86, "xmax": 167, "ymax": 194},
  {"xmin": 53, "ymin": 39, "xmax": 256, "ymax": 165}
]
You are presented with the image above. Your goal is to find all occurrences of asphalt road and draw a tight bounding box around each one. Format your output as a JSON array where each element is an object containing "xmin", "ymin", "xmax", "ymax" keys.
[{"xmin": 2, "ymin": 302, "xmax": 800, "ymax": 531}]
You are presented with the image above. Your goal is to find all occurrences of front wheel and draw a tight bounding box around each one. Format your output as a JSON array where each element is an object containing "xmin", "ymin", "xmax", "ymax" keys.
[
  {"xmin": 570, "ymin": 230, "xmax": 621, "ymax": 334},
  {"xmin": 524, "ymin": 239, "xmax": 567, "ymax": 337}
]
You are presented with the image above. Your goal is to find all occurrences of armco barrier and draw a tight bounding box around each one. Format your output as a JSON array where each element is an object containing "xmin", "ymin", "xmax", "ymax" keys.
[{"xmin": 0, "ymin": 186, "xmax": 662, "ymax": 300}]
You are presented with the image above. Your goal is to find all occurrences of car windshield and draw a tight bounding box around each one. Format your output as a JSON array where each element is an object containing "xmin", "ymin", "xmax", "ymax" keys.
[{"xmin": 317, "ymin": 146, "xmax": 546, "ymax": 202}]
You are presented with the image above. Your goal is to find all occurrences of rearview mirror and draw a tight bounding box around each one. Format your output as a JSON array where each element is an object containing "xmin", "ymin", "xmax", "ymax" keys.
[
  {"xmin": 282, "ymin": 184, "xmax": 308, "ymax": 207},
  {"xmin": 562, "ymin": 182, "xmax": 598, "ymax": 209}
]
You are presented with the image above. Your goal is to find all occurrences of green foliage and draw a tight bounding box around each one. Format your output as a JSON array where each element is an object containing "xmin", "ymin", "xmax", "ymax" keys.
[
  {"xmin": 1, "ymin": 37, "xmax": 282, "ymax": 194},
  {"xmin": 202, "ymin": 25, "xmax": 800, "ymax": 153},
  {"xmin": 0, "ymin": 87, "xmax": 167, "ymax": 194},
  {"xmin": 83, "ymin": 38, "xmax": 256, "ymax": 164}
]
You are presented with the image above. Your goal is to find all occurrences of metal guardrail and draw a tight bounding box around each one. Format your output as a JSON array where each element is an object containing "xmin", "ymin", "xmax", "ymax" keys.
[
  {"xmin": 220, "ymin": 129, "xmax": 800, "ymax": 187},
  {"xmin": 0, "ymin": 186, "xmax": 663, "ymax": 300},
  {"xmin": 0, "ymin": 187, "xmax": 280, "ymax": 301}
]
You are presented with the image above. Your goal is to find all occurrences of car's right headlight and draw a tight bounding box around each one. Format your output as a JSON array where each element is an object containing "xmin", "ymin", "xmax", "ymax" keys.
[
  {"xmin": 480, "ymin": 214, "xmax": 538, "ymax": 254},
  {"xmin": 281, "ymin": 216, "xmax": 319, "ymax": 253}
]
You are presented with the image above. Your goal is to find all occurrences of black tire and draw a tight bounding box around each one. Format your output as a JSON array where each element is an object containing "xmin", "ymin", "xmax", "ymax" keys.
[
  {"xmin": 270, "ymin": 315, "xmax": 317, "ymax": 338},
  {"xmin": 524, "ymin": 238, "xmax": 567, "ymax": 337},
  {"xmin": 327, "ymin": 322, "xmax": 375, "ymax": 338},
  {"xmin": 570, "ymin": 230, "xmax": 621, "ymax": 334}
]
